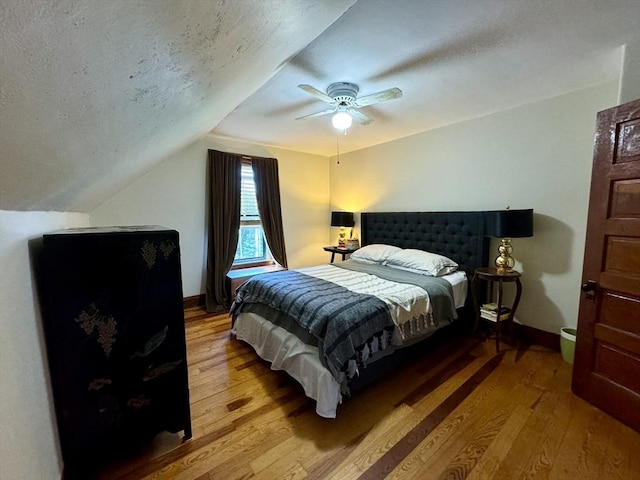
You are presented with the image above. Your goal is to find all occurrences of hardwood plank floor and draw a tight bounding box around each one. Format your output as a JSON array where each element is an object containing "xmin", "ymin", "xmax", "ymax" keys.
[{"xmin": 91, "ymin": 307, "xmax": 640, "ymax": 480}]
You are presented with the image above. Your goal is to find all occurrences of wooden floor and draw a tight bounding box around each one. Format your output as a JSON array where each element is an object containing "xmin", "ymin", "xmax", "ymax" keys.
[{"xmin": 93, "ymin": 306, "xmax": 640, "ymax": 480}]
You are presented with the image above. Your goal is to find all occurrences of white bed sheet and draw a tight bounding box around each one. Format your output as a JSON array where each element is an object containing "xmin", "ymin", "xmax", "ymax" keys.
[
  {"xmin": 232, "ymin": 268, "xmax": 467, "ymax": 418},
  {"xmin": 443, "ymin": 270, "xmax": 468, "ymax": 309},
  {"xmin": 234, "ymin": 312, "xmax": 342, "ymax": 418}
]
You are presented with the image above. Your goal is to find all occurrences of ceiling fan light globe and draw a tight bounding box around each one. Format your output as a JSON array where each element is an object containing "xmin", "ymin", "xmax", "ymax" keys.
[{"xmin": 332, "ymin": 111, "xmax": 352, "ymax": 130}]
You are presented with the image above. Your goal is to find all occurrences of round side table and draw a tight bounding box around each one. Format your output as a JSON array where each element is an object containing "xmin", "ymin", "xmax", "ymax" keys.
[{"xmin": 472, "ymin": 267, "xmax": 522, "ymax": 352}]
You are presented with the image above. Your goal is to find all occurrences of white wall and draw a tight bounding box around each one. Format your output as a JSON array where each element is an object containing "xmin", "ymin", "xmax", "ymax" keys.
[
  {"xmin": 330, "ymin": 82, "xmax": 619, "ymax": 334},
  {"xmin": 90, "ymin": 135, "xmax": 331, "ymax": 297},
  {"xmin": 619, "ymin": 40, "xmax": 640, "ymax": 104},
  {"xmin": 0, "ymin": 210, "xmax": 90, "ymax": 480}
]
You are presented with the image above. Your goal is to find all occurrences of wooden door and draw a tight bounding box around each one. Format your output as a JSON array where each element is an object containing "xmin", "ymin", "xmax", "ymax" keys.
[{"xmin": 572, "ymin": 98, "xmax": 640, "ymax": 432}]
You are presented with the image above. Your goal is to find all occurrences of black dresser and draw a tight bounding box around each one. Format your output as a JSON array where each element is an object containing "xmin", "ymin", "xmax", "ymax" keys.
[{"xmin": 35, "ymin": 226, "xmax": 192, "ymax": 477}]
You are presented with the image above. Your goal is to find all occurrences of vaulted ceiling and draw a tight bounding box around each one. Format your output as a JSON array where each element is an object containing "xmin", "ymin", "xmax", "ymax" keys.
[
  {"xmin": 1, "ymin": 0, "xmax": 638, "ymax": 212},
  {"xmin": 0, "ymin": 0, "xmax": 355, "ymax": 211}
]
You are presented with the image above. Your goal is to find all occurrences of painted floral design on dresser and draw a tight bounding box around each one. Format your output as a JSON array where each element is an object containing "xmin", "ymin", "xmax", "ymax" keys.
[
  {"xmin": 127, "ymin": 395, "xmax": 151, "ymax": 411},
  {"xmin": 143, "ymin": 360, "xmax": 183, "ymax": 382},
  {"xmin": 75, "ymin": 303, "xmax": 117, "ymax": 357},
  {"xmin": 131, "ymin": 326, "xmax": 168, "ymax": 359},
  {"xmin": 159, "ymin": 240, "xmax": 176, "ymax": 260},
  {"xmin": 141, "ymin": 239, "xmax": 176, "ymax": 269},
  {"xmin": 88, "ymin": 378, "xmax": 113, "ymax": 392}
]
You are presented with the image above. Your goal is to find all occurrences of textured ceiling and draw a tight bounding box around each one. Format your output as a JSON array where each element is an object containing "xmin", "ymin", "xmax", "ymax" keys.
[
  {"xmin": 1, "ymin": 0, "xmax": 638, "ymax": 212},
  {"xmin": 213, "ymin": 0, "xmax": 640, "ymax": 156},
  {"xmin": 0, "ymin": 0, "xmax": 355, "ymax": 211}
]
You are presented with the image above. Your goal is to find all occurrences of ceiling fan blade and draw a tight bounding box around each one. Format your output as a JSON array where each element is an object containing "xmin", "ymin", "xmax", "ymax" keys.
[
  {"xmin": 355, "ymin": 87, "xmax": 403, "ymax": 107},
  {"xmin": 297, "ymin": 84, "xmax": 334, "ymax": 104},
  {"xmin": 350, "ymin": 109, "xmax": 373, "ymax": 125},
  {"xmin": 295, "ymin": 107, "xmax": 335, "ymax": 120}
]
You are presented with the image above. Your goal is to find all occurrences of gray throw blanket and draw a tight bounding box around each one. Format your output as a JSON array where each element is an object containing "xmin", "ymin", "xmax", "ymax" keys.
[{"xmin": 231, "ymin": 269, "xmax": 395, "ymax": 383}]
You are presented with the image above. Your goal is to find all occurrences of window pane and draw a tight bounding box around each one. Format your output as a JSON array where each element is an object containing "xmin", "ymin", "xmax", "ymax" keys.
[
  {"xmin": 234, "ymin": 161, "xmax": 272, "ymax": 264},
  {"xmin": 240, "ymin": 164, "xmax": 260, "ymax": 222},
  {"xmin": 235, "ymin": 225, "xmax": 266, "ymax": 262}
]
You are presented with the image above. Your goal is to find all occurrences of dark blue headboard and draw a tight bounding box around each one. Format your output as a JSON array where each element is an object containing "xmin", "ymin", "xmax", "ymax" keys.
[{"xmin": 360, "ymin": 211, "xmax": 490, "ymax": 282}]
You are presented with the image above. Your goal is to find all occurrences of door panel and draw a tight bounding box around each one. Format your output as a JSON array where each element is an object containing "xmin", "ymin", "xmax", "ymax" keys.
[
  {"xmin": 604, "ymin": 236, "xmax": 640, "ymax": 273},
  {"xmin": 594, "ymin": 343, "xmax": 640, "ymax": 388},
  {"xmin": 610, "ymin": 178, "xmax": 640, "ymax": 216},
  {"xmin": 615, "ymin": 117, "xmax": 640, "ymax": 163},
  {"xmin": 572, "ymin": 98, "xmax": 640, "ymax": 432},
  {"xmin": 600, "ymin": 292, "xmax": 640, "ymax": 333}
]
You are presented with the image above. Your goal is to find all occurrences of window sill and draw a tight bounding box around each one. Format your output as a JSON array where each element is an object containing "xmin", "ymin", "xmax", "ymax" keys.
[
  {"xmin": 227, "ymin": 264, "xmax": 285, "ymax": 280},
  {"xmin": 230, "ymin": 260, "xmax": 275, "ymax": 270},
  {"xmin": 227, "ymin": 264, "xmax": 286, "ymax": 301}
]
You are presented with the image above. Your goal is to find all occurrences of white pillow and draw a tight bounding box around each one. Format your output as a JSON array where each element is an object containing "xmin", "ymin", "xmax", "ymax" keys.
[
  {"xmin": 349, "ymin": 244, "xmax": 402, "ymax": 265},
  {"xmin": 385, "ymin": 249, "xmax": 458, "ymax": 277}
]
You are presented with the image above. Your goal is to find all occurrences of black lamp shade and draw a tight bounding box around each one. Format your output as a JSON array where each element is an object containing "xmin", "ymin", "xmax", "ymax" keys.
[
  {"xmin": 485, "ymin": 209, "xmax": 533, "ymax": 238},
  {"xmin": 331, "ymin": 211, "xmax": 354, "ymax": 227}
]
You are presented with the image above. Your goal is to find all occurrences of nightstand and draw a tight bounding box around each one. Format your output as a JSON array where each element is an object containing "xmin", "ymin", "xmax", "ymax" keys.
[
  {"xmin": 323, "ymin": 246, "xmax": 358, "ymax": 263},
  {"xmin": 471, "ymin": 267, "xmax": 522, "ymax": 352}
]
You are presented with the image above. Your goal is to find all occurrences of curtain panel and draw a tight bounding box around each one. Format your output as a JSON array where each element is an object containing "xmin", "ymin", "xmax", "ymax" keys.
[
  {"xmin": 205, "ymin": 150, "xmax": 288, "ymax": 312},
  {"xmin": 205, "ymin": 150, "xmax": 241, "ymax": 312},
  {"xmin": 252, "ymin": 157, "xmax": 289, "ymax": 269}
]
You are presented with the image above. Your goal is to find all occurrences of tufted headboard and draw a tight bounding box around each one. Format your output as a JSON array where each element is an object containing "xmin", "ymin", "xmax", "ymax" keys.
[{"xmin": 360, "ymin": 211, "xmax": 490, "ymax": 291}]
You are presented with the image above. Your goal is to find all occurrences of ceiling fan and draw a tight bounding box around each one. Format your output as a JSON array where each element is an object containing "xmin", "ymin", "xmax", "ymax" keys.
[{"xmin": 296, "ymin": 82, "xmax": 402, "ymax": 129}]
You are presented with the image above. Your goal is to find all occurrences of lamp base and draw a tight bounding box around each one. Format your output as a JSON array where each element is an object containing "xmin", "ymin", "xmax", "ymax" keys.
[
  {"xmin": 338, "ymin": 227, "xmax": 346, "ymax": 248},
  {"xmin": 494, "ymin": 238, "xmax": 515, "ymax": 274}
]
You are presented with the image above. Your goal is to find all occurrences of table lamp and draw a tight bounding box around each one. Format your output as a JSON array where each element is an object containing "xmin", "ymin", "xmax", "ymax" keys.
[
  {"xmin": 331, "ymin": 211, "xmax": 354, "ymax": 248},
  {"xmin": 485, "ymin": 208, "xmax": 533, "ymax": 273}
]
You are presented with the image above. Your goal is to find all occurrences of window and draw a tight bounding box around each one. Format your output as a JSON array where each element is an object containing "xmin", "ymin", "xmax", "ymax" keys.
[{"xmin": 233, "ymin": 161, "xmax": 273, "ymax": 267}]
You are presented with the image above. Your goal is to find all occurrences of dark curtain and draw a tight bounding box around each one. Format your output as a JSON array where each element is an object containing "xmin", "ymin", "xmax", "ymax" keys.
[
  {"xmin": 252, "ymin": 157, "xmax": 289, "ymax": 268},
  {"xmin": 205, "ymin": 149, "xmax": 241, "ymax": 312}
]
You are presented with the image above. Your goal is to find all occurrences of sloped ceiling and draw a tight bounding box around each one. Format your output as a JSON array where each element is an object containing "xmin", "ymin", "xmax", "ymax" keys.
[
  {"xmin": 0, "ymin": 0, "xmax": 355, "ymax": 212},
  {"xmin": 214, "ymin": 0, "xmax": 640, "ymax": 156},
  {"xmin": 1, "ymin": 0, "xmax": 639, "ymax": 213}
]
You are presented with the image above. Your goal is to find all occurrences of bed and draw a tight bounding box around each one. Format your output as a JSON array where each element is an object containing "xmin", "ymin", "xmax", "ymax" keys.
[{"xmin": 231, "ymin": 211, "xmax": 489, "ymax": 418}]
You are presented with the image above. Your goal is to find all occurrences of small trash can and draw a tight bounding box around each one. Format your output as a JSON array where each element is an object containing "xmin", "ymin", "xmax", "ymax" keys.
[{"xmin": 560, "ymin": 327, "xmax": 577, "ymax": 364}]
